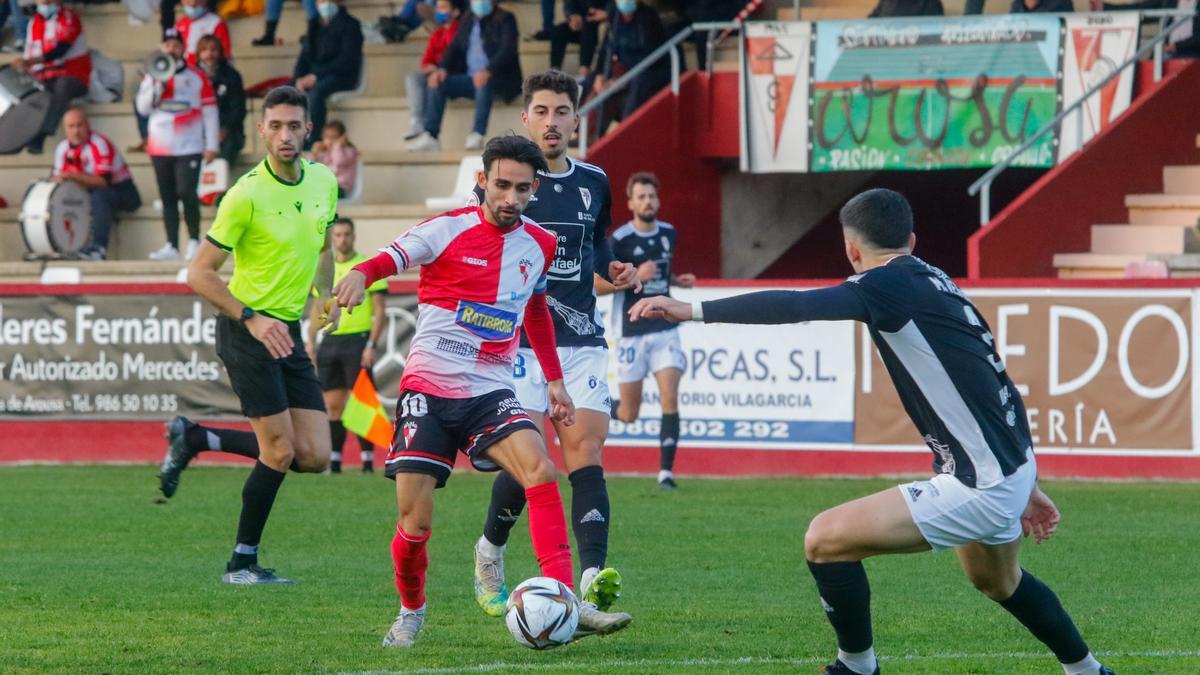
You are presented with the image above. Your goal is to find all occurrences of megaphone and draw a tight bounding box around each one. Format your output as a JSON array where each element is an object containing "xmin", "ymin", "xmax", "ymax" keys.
[{"xmin": 144, "ymin": 51, "xmax": 179, "ymax": 83}]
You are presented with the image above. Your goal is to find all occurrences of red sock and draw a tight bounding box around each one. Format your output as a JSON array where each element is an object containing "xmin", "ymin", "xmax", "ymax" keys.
[
  {"xmin": 391, "ymin": 524, "xmax": 429, "ymax": 609},
  {"xmin": 525, "ymin": 481, "xmax": 574, "ymax": 590}
]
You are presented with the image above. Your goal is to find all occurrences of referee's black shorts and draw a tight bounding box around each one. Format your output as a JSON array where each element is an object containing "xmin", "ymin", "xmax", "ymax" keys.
[
  {"xmin": 215, "ymin": 315, "xmax": 326, "ymax": 418},
  {"xmin": 316, "ymin": 332, "xmax": 369, "ymax": 391}
]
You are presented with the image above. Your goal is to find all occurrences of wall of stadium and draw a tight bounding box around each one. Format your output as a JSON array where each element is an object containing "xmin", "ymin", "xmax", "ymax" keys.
[{"xmin": 4, "ymin": 279, "xmax": 1200, "ymax": 480}]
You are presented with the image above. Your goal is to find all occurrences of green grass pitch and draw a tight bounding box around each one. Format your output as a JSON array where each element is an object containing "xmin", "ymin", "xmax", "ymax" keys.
[{"xmin": 2, "ymin": 466, "xmax": 1198, "ymax": 673}]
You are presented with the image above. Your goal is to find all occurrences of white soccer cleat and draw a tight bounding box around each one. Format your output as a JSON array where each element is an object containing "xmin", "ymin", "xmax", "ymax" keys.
[
  {"xmin": 382, "ymin": 606, "xmax": 426, "ymax": 648},
  {"xmin": 473, "ymin": 537, "xmax": 509, "ymax": 617},
  {"xmin": 407, "ymin": 132, "xmax": 441, "ymax": 152},
  {"xmin": 573, "ymin": 600, "xmax": 631, "ymax": 640},
  {"xmin": 148, "ymin": 243, "xmax": 181, "ymax": 261},
  {"xmin": 463, "ymin": 132, "xmax": 485, "ymax": 151},
  {"xmin": 220, "ymin": 564, "xmax": 295, "ymax": 585}
]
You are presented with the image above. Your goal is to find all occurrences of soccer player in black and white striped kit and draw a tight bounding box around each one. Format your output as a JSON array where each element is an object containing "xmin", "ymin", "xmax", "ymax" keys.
[{"xmin": 628, "ymin": 189, "xmax": 1113, "ymax": 675}]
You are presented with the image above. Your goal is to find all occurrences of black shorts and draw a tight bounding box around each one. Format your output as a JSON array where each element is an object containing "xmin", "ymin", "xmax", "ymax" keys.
[
  {"xmin": 384, "ymin": 388, "xmax": 538, "ymax": 488},
  {"xmin": 316, "ymin": 332, "xmax": 368, "ymax": 391},
  {"xmin": 215, "ymin": 315, "xmax": 326, "ymax": 418}
]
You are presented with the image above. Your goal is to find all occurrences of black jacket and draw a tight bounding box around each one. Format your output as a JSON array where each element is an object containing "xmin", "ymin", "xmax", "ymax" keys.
[
  {"xmin": 868, "ymin": 0, "xmax": 945, "ymax": 16},
  {"xmin": 439, "ymin": 7, "xmax": 522, "ymax": 102},
  {"xmin": 596, "ymin": 4, "xmax": 670, "ymax": 81},
  {"xmin": 294, "ymin": 7, "xmax": 364, "ymax": 84},
  {"xmin": 565, "ymin": 0, "xmax": 606, "ymax": 16},
  {"xmin": 207, "ymin": 60, "xmax": 246, "ymax": 144},
  {"xmin": 1009, "ymin": 0, "xmax": 1073, "ymax": 10}
]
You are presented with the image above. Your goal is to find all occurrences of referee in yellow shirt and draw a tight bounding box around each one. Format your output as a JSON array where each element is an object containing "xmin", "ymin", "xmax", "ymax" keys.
[
  {"xmin": 175, "ymin": 86, "xmax": 342, "ymax": 585},
  {"xmin": 306, "ymin": 217, "xmax": 387, "ymax": 474}
]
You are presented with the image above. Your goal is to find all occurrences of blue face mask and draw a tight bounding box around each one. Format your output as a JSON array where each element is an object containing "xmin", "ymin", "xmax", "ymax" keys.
[
  {"xmin": 434, "ymin": 9, "xmax": 450, "ymax": 24},
  {"xmin": 36, "ymin": 3, "xmax": 58, "ymax": 18},
  {"xmin": 615, "ymin": 0, "xmax": 636, "ymax": 15},
  {"xmin": 182, "ymin": 5, "xmax": 206, "ymax": 18},
  {"xmin": 470, "ymin": 0, "xmax": 492, "ymax": 17},
  {"xmin": 316, "ymin": 1, "xmax": 338, "ymax": 18}
]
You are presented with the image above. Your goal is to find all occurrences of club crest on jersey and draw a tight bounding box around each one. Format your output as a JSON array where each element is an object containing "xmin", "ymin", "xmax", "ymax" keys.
[
  {"xmin": 402, "ymin": 421, "xmax": 418, "ymax": 448},
  {"xmin": 579, "ymin": 187, "xmax": 592, "ymax": 210},
  {"xmin": 455, "ymin": 301, "xmax": 518, "ymax": 340},
  {"xmin": 519, "ymin": 258, "xmax": 533, "ymax": 285}
]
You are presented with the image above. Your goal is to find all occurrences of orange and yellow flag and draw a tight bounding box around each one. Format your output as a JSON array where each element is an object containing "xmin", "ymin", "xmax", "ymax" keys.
[{"xmin": 342, "ymin": 369, "xmax": 394, "ymax": 448}]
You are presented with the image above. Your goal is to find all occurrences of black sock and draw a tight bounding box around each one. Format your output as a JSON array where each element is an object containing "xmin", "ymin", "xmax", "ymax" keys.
[
  {"xmin": 329, "ymin": 420, "xmax": 346, "ymax": 472},
  {"xmin": 807, "ymin": 560, "xmax": 873, "ymax": 653},
  {"xmin": 570, "ymin": 465, "xmax": 609, "ymax": 571},
  {"xmin": 231, "ymin": 461, "xmax": 286, "ymax": 569},
  {"xmin": 482, "ymin": 470, "xmax": 526, "ymax": 547},
  {"xmin": 261, "ymin": 19, "xmax": 277, "ymax": 40},
  {"xmin": 358, "ymin": 435, "xmax": 374, "ymax": 470},
  {"xmin": 609, "ymin": 399, "xmax": 620, "ymax": 419},
  {"xmin": 999, "ymin": 570, "xmax": 1090, "ymax": 664},
  {"xmin": 190, "ymin": 424, "xmax": 260, "ymax": 460},
  {"xmin": 659, "ymin": 413, "xmax": 680, "ymax": 472}
]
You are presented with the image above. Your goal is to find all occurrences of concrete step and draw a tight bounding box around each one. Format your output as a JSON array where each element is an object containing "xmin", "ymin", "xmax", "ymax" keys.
[
  {"xmin": 1052, "ymin": 252, "xmax": 1150, "ymax": 279},
  {"xmin": 1127, "ymin": 193, "xmax": 1200, "ymax": 225},
  {"xmin": 1163, "ymin": 165, "xmax": 1200, "ymax": 195},
  {"xmin": 1, "ymin": 201, "xmax": 438, "ymax": 262},
  {"xmin": 0, "ymin": 149, "xmax": 469, "ymax": 209},
  {"xmin": 1091, "ymin": 223, "xmax": 1200, "ymax": 255}
]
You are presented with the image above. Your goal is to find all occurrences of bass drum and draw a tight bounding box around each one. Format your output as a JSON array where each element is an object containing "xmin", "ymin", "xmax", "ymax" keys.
[
  {"xmin": 0, "ymin": 66, "xmax": 51, "ymax": 155},
  {"xmin": 20, "ymin": 180, "xmax": 93, "ymax": 256}
]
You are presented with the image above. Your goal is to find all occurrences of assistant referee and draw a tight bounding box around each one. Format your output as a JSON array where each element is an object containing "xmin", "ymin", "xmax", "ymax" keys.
[
  {"xmin": 184, "ymin": 85, "xmax": 341, "ymax": 585},
  {"xmin": 306, "ymin": 217, "xmax": 387, "ymax": 474}
]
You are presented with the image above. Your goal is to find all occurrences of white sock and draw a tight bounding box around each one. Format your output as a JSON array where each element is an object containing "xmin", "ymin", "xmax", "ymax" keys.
[
  {"xmin": 205, "ymin": 430, "xmax": 221, "ymax": 451},
  {"xmin": 361, "ymin": 449, "xmax": 374, "ymax": 462},
  {"xmin": 331, "ymin": 451, "xmax": 343, "ymax": 462},
  {"xmin": 400, "ymin": 603, "xmax": 426, "ymax": 614},
  {"xmin": 579, "ymin": 566, "xmax": 600, "ymax": 596},
  {"xmin": 1062, "ymin": 653, "xmax": 1103, "ymax": 675},
  {"xmin": 234, "ymin": 543, "xmax": 258, "ymax": 555},
  {"xmin": 658, "ymin": 470, "xmax": 673, "ymax": 483},
  {"xmin": 838, "ymin": 647, "xmax": 877, "ymax": 675},
  {"xmin": 476, "ymin": 535, "xmax": 504, "ymax": 559}
]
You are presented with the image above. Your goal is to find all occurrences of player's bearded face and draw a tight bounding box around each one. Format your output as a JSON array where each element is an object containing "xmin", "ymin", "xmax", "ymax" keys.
[
  {"xmin": 260, "ymin": 105, "xmax": 310, "ymax": 164},
  {"xmin": 522, "ymin": 91, "xmax": 578, "ymax": 160},
  {"xmin": 480, "ymin": 160, "xmax": 538, "ymax": 229},
  {"xmin": 629, "ymin": 183, "xmax": 659, "ymax": 222}
]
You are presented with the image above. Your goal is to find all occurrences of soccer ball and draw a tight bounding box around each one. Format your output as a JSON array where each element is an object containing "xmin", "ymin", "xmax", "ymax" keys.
[{"xmin": 505, "ymin": 576, "xmax": 580, "ymax": 650}]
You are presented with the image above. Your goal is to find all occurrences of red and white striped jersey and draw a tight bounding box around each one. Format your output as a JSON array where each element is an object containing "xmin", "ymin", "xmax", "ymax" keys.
[
  {"xmin": 53, "ymin": 131, "xmax": 132, "ymax": 184},
  {"xmin": 135, "ymin": 65, "xmax": 220, "ymax": 157},
  {"xmin": 24, "ymin": 7, "xmax": 90, "ymax": 85},
  {"xmin": 175, "ymin": 12, "xmax": 231, "ymax": 65},
  {"xmin": 385, "ymin": 207, "xmax": 557, "ymax": 399}
]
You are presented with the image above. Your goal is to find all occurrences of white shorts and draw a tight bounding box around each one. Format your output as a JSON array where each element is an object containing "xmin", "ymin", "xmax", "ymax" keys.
[
  {"xmin": 900, "ymin": 450, "xmax": 1037, "ymax": 552},
  {"xmin": 513, "ymin": 346, "xmax": 612, "ymax": 415},
  {"xmin": 615, "ymin": 328, "xmax": 687, "ymax": 384}
]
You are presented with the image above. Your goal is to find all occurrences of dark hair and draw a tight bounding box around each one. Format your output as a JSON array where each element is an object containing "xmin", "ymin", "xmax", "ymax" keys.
[
  {"xmin": 482, "ymin": 135, "xmax": 549, "ymax": 176},
  {"xmin": 262, "ymin": 85, "xmax": 309, "ymax": 117},
  {"xmin": 838, "ymin": 188, "xmax": 913, "ymax": 250},
  {"xmin": 626, "ymin": 171, "xmax": 659, "ymax": 198},
  {"xmin": 323, "ymin": 119, "xmax": 355, "ymax": 148},
  {"xmin": 522, "ymin": 69, "xmax": 580, "ymax": 111},
  {"xmin": 332, "ymin": 217, "xmax": 355, "ymax": 231},
  {"xmin": 196, "ymin": 34, "xmax": 226, "ymax": 62},
  {"xmin": 447, "ymin": 0, "xmax": 467, "ymax": 11}
]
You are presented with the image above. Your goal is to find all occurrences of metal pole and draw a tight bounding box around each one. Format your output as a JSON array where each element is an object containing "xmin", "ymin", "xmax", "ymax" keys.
[
  {"xmin": 670, "ymin": 46, "xmax": 680, "ymax": 96},
  {"xmin": 980, "ymin": 181, "xmax": 991, "ymax": 226},
  {"xmin": 580, "ymin": 115, "xmax": 589, "ymax": 158},
  {"xmin": 1154, "ymin": 41, "xmax": 1164, "ymax": 82},
  {"xmin": 1075, "ymin": 105, "xmax": 1083, "ymax": 154}
]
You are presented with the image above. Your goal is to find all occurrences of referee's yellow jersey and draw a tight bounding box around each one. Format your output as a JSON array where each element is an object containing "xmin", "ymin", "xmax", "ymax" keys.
[{"xmin": 207, "ymin": 158, "xmax": 339, "ymax": 321}]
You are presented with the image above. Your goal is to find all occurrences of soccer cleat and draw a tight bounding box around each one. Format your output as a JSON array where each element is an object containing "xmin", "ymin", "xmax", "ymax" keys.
[
  {"xmin": 819, "ymin": 660, "xmax": 879, "ymax": 675},
  {"xmin": 658, "ymin": 476, "xmax": 679, "ymax": 491},
  {"xmin": 382, "ymin": 606, "xmax": 425, "ymax": 648},
  {"xmin": 221, "ymin": 564, "xmax": 295, "ymax": 585},
  {"xmin": 159, "ymin": 416, "xmax": 200, "ymax": 499},
  {"xmin": 581, "ymin": 567, "xmax": 622, "ymax": 611},
  {"xmin": 1099, "ymin": 667, "xmax": 1116, "ymax": 675},
  {"xmin": 572, "ymin": 600, "xmax": 632, "ymax": 640},
  {"xmin": 473, "ymin": 538, "xmax": 509, "ymax": 617}
]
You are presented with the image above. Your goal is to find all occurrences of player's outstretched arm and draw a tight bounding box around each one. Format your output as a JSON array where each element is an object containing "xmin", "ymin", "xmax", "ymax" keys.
[
  {"xmin": 1021, "ymin": 483, "xmax": 1060, "ymax": 544},
  {"xmin": 628, "ymin": 296, "xmax": 693, "ymax": 323},
  {"xmin": 333, "ymin": 269, "xmax": 368, "ymax": 312},
  {"xmin": 635, "ymin": 287, "xmax": 871, "ymax": 326}
]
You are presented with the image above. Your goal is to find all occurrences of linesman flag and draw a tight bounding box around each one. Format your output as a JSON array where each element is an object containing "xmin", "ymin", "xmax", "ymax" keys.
[{"xmin": 342, "ymin": 369, "xmax": 394, "ymax": 448}]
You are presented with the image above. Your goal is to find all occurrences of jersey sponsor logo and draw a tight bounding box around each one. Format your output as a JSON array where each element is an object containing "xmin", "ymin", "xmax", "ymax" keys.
[
  {"xmin": 159, "ymin": 99, "xmax": 191, "ymax": 114},
  {"xmin": 455, "ymin": 301, "xmax": 519, "ymax": 340},
  {"xmin": 547, "ymin": 295, "xmax": 596, "ymax": 336},
  {"xmin": 496, "ymin": 396, "xmax": 522, "ymax": 416},
  {"xmin": 463, "ymin": 256, "xmax": 489, "ymax": 267},
  {"xmin": 546, "ymin": 223, "xmax": 585, "ymax": 281},
  {"xmin": 579, "ymin": 187, "xmax": 592, "ymax": 210},
  {"xmin": 924, "ymin": 434, "xmax": 956, "ymax": 474}
]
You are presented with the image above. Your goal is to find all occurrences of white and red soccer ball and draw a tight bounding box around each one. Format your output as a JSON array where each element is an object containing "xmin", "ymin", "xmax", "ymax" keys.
[{"xmin": 504, "ymin": 577, "xmax": 579, "ymax": 650}]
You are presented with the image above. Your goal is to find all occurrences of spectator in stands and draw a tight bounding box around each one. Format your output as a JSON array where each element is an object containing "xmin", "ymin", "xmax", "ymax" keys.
[
  {"xmin": 293, "ymin": 0, "xmax": 363, "ymax": 149},
  {"xmin": 176, "ymin": 0, "xmax": 231, "ymax": 65},
  {"xmin": 530, "ymin": 0, "xmax": 555, "ymax": 40},
  {"xmin": 10, "ymin": 0, "xmax": 90, "ymax": 154},
  {"xmin": 686, "ymin": 0, "xmax": 742, "ymax": 71},
  {"xmin": 197, "ymin": 34, "xmax": 246, "ymax": 164},
  {"xmin": 590, "ymin": 0, "xmax": 670, "ymax": 134},
  {"xmin": 52, "ymin": 108, "xmax": 142, "ymax": 261},
  {"xmin": 408, "ymin": 0, "xmax": 522, "ymax": 152},
  {"xmin": 1, "ymin": 0, "xmax": 30, "ymax": 53},
  {"xmin": 309, "ymin": 119, "xmax": 358, "ymax": 197},
  {"xmin": 868, "ymin": 0, "xmax": 945, "ymax": 16},
  {"xmin": 551, "ymin": 0, "xmax": 605, "ymax": 76},
  {"xmin": 404, "ymin": 0, "xmax": 463, "ymax": 140},
  {"xmin": 254, "ymin": 0, "xmax": 316, "ymax": 46},
  {"xmin": 1010, "ymin": 0, "xmax": 1073, "ymax": 10},
  {"xmin": 383, "ymin": 0, "xmax": 435, "ymax": 42},
  {"xmin": 1166, "ymin": 0, "xmax": 1199, "ymax": 58},
  {"xmin": 161, "ymin": 0, "xmax": 217, "ymax": 44},
  {"xmin": 136, "ymin": 32, "xmax": 218, "ymax": 262}
]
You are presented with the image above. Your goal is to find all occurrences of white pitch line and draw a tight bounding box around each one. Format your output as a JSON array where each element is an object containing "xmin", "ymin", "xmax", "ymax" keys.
[{"xmin": 350, "ymin": 650, "xmax": 1200, "ymax": 675}]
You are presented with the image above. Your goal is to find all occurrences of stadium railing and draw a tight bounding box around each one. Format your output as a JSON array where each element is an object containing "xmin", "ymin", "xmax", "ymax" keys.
[{"xmin": 968, "ymin": 8, "xmax": 1198, "ymax": 226}]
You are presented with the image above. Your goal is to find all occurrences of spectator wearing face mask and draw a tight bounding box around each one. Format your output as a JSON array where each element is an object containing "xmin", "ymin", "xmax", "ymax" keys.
[
  {"xmin": 590, "ymin": 0, "xmax": 670, "ymax": 134},
  {"xmin": 254, "ymin": 0, "xmax": 317, "ymax": 46},
  {"xmin": 551, "ymin": 0, "xmax": 606, "ymax": 77},
  {"xmin": 175, "ymin": 0, "xmax": 231, "ymax": 65},
  {"xmin": 293, "ymin": 0, "xmax": 364, "ymax": 148},
  {"xmin": 10, "ymin": 0, "xmax": 91, "ymax": 154},
  {"xmin": 404, "ymin": 0, "xmax": 464, "ymax": 140},
  {"xmin": 196, "ymin": 34, "xmax": 246, "ymax": 164}
]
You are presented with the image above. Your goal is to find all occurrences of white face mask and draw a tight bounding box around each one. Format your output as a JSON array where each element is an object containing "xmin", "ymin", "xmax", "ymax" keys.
[
  {"xmin": 316, "ymin": 1, "xmax": 338, "ymax": 18},
  {"xmin": 36, "ymin": 3, "xmax": 59, "ymax": 18},
  {"xmin": 182, "ymin": 4, "xmax": 206, "ymax": 18}
]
